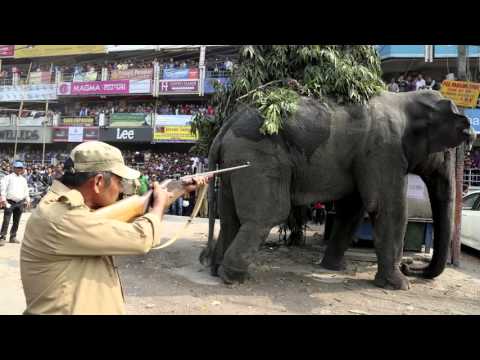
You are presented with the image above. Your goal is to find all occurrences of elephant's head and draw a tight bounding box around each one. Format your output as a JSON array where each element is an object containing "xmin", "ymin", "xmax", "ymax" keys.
[
  {"xmin": 402, "ymin": 91, "xmax": 476, "ymax": 280},
  {"xmin": 405, "ymin": 91, "xmax": 475, "ymax": 157}
]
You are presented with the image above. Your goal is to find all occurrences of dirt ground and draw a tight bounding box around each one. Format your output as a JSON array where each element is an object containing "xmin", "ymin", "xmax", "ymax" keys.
[{"xmin": 1, "ymin": 212, "xmax": 479, "ymax": 315}]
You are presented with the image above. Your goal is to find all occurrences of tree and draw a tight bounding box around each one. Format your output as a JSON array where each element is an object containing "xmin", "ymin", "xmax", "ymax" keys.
[{"xmin": 190, "ymin": 45, "xmax": 385, "ymax": 157}]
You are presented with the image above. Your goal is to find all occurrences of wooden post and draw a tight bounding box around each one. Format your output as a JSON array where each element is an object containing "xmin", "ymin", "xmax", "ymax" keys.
[
  {"xmin": 451, "ymin": 45, "xmax": 468, "ymax": 266},
  {"xmin": 13, "ymin": 62, "xmax": 32, "ymax": 160},
  {"xmin": 42, "ymin": 100, "xmax": 49, "ymax": 167}
]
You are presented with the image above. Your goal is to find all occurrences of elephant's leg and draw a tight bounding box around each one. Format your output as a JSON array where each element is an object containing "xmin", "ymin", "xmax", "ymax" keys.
[
  {"xmin": 219, "ymin": 222, "xmax": 275, "ymax": 284},
  {"xmin": 210, "ymin": 177, "xmax": 240, "ymax": 277},
  {"xmin": 320, "ymin": 192, "xmax": 365, "ymax": 271},
  {"xmin": 367, "ymin": 179, "xmax": 410, "ymax": 290},
  {"xmin": 218, "ymin": 165, "xmax": 291, "ymax": 284}
]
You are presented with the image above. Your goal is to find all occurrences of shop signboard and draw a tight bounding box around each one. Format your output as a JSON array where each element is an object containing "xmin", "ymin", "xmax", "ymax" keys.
[
  {"xmin": 0, "ymin": 84, "xmax": 57, "ymax": 101},
  {"xmin": 440, "ymin": 80, "xmax": 480, "ymax": 108},
  {"xmin": 0, "ymin": 126, "xmax": 52, "ymax": 143},
  {"xmin": 464, "ymin": 109, "xmax": 480, "ymax": 134},
  {"xmin": 99, "ymin": 127, "xmax": 153, "ymax": 142},
  {"xmin": 153, "ymin": 115, "xmax": 197, "ymax": 142}
]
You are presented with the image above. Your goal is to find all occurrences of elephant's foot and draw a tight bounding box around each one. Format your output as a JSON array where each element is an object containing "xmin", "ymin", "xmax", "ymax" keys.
[
  {"xmin": 199, "ymin": 247, "xmax": 212, "ymax": 267},
  {"xmin": 210, "ymin": 263, "xmax": 220, "ymax": 277},
  {"xmin": 320, "ymin": 255, "xmax": 347, "ymax": 271},
  {"xmin": 374, "ymin": 268, "xmax": 410, "ymax": 290},
  {"xmin": 218, "ymin": 265, "xmax": 250, "ymax": 285}
]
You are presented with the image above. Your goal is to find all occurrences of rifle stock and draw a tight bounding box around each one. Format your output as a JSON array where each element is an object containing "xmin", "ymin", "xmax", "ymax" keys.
[{"xmin": 93, "ymin": 163, "xmax": 250, "ymax": 222}]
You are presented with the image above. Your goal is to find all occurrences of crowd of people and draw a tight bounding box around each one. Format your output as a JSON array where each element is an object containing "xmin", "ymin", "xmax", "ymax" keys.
[
  {"xmin": 0, "ymin": 148, "xmax": 207, "ymax": 216},
  {"xmin": 386, "ymin": 73, "xmax": 441, "ymax": 93},
  {"xmin": 63, "ymin": 101, "xmax": 215, "ymax": 118}
]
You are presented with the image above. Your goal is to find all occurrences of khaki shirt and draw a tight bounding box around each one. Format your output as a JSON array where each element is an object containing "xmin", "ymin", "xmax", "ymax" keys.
[{"xmin": 20, "ymin": 180, "xmax": 162, "ymax": 315}]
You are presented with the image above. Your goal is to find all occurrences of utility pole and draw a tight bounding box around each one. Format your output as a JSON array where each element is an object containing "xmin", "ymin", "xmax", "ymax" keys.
[{"xmin": 451, "ymin": 45, "xmax": 468, "ymax": 267}]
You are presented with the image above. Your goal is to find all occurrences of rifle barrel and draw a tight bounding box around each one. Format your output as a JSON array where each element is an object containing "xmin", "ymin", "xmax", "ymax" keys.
[{"xmin": 181, "ymin": 163, "xmax": 251, "ymax": 180}]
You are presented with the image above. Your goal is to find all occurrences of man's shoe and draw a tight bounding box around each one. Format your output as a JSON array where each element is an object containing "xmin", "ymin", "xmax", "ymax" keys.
[
  {"xmin": 9, "ymin": 238, "xmax": 20, "ymax": 244},
  {"xmin": 0, "ymin": 239, "xmax": 6, "ymax": 246}
]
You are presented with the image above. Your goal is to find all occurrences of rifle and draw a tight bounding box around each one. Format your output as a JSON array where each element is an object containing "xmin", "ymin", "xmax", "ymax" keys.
[{"xmin": 94, "ymin": 163, "xmax": 250, "ymax": 223}]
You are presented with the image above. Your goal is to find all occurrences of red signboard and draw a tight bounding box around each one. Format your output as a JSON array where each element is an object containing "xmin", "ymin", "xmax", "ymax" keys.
[{"xmin": 0, "ymin": 45, "xmax": 14, "ymax": 58}]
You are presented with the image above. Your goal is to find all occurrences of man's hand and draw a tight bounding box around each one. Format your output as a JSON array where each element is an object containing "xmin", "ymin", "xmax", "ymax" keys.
[
  {"xmin": 26, "ymin": 201, "xmax": 31, "ymax": 209},
  {"xmin": 0, "ymin": 200, "xmax": 5, "ymax": 209},
  {"xmin": 181, "ymin": 175, "xmax": 211, "ymax": 193},
  {"xmin": 151, "ymin": 182, "xmax": 174, "ymax": 214}
]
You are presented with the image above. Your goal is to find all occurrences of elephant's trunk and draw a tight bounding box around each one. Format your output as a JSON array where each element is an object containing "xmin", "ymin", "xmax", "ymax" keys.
[{"xmin": 402, "ymin": 149, "xmax": 455, "ymax": 278}]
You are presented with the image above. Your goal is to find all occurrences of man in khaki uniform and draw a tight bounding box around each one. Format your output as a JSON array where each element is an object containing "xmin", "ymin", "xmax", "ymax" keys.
[{"xmin": 20, "ymin": 141, "xmax": 207, "ymax": 315}]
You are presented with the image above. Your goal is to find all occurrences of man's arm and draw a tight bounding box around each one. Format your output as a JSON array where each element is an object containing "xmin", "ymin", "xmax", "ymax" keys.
[
  {"xmin": 50, "ymin": 210, "xmax": 163, "ymax": 256},
  {"xmin": 0, "ymin": 175, "xmax": 8, "ymax": 203},
  {"xmin": 24, "ymin": 178, "xmax": 31, "ymax": 204}
]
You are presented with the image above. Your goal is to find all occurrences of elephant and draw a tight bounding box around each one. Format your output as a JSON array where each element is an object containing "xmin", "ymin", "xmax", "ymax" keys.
[{"xmin": 199, "ymin": 90, "xmax": 476, "ymax": 290}]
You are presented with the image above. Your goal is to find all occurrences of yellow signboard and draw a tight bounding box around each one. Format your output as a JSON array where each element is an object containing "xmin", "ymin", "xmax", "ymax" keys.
[
  {"xmin": 154, "ymin": 125, "xmax": 198, "ymax": 142},
  {"xmin": 14, "ymin": 45, "xmax": 105, "ymax": 58},
  {"xmin": 440, "ymin": 80, "xmax": 480, "ymax": 108}
]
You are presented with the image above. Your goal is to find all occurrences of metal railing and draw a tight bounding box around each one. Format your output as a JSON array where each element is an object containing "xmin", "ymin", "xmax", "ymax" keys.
[{"xmin": 464, "ymin": 168, "xmax": 480, "ymax": 187}]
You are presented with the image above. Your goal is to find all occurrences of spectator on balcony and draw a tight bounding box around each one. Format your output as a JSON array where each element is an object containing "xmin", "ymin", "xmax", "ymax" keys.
[
  {"xmin": 425, "ymin": 76, "xmax": 436, "ymax": 90},
  {"xmin": 387, "ymin": 78, "xmax": 399, "ymax": 93},
  {"xmin": 225, "ymin": 57, "xmax": 233, "ymax": 72},
  {"xmin": 207, "ymin": 105, "xmax": 215, "ymax": 116},
  {"xmin": 415, "ymin": 74, "xmax": 426, "ymax": 90}
]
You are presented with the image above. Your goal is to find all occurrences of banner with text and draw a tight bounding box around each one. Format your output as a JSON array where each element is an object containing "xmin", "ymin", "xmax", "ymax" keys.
[
  {"xmin": 60, "ymin": 117, "xmax": 95, "ymax": 126},
  {"xmin": 158, "ymin": 80, "xmax": 199, "ymax": 95},
  {"xmin": 52, "ymin": 127, "xmax": 99, "ymax": 142},
  {"xmin": 162, "ymin": 67, "xmax": 199, "ymax": 80},
  {"xmin": 0, "ymin": 84, "xmax": 57, "ymax": 101},
  {"xmin": 110, "ymin": 113, "xmax": 152, "ymax": 127},
  {"xmin": 100, "ymin": 127, "xmax": 153, "ymax": 142},
  {"xmin": 440, "ymin": 80, "xmax": 480, "ymax": 108},
  {"xmin": 0, "ymin": 117, "xmax": 11, "ymax": 126},
  {"xmin": 58, "ymin": 80, "xmax": 130, "ymax": 96},
  {"xmin": 153, "ymin": 115, "xmax": 197, "ymax": 142},
  {"xmin": 15, "ymin": 116, "xmax": 46, "ymax": 127},
  {"xmin": 73, "ymin": 71, "xmax": 98, "ymax": 82},
  {"xmin": 14, "ymin": 45, "xmax": 105, "ymax": 58},
  {"xmin": 111, "ymin": 68, "xmax": 153, "ymax": 80},
  {"xmin": 204, "ymin": 77, "xmax": 231, "ymax": 94}
]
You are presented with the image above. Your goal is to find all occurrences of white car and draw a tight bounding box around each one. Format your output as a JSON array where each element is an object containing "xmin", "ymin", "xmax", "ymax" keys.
[{"xmin": 461, "ymin": 189, "xmax": 480, "ymax": 251}]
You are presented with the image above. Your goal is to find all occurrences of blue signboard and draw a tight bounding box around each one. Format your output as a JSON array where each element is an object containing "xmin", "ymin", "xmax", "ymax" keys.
[
  {"xmin": 377, "ymin": 45, "xmax": 480, "ymax": 60},
  {"xmin": 204, "ymin": 77, "xmax": 231, "ymax": 94},
  {"xmin": 464, "ymin": 109, "xmax": 480, "ymax": 134}
]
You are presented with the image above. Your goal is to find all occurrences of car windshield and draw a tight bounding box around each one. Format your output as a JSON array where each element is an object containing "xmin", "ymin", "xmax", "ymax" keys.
[{"xmin": 463, "ymin": 193, "xmax": 480, "ymax": 209}]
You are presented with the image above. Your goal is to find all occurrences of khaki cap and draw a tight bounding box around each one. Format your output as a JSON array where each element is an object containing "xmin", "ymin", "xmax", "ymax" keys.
[{"xmin": 70, "ymin": 141, "xmax": 140, "ymax": 180}]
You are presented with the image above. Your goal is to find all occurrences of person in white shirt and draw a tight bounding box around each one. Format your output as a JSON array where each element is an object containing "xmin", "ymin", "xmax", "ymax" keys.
[
  {"xmin": 415, "ymin": 74, "xmax": 426, "ymax": 91},
  {"xmin": 0, "ymin": 161, "xmax": 31, "ymax": 246}
]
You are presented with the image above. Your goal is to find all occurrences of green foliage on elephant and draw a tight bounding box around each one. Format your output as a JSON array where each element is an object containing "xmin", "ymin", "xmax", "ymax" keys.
[{"xmin": 190, "ymin": 45, "xmax": 385, "ymax": 156}]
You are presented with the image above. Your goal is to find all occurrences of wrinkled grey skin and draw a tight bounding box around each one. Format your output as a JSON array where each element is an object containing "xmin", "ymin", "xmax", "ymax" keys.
[{"xmin": 199, "ymin": 90, "xmax": 475, "ymax": 290}]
